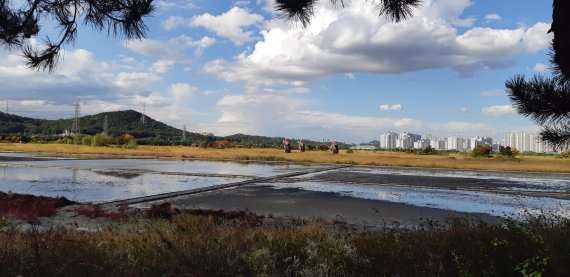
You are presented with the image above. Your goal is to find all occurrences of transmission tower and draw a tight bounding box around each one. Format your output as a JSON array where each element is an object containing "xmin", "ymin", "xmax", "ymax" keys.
[
  {"xmin": 182, "ymin": 124, "xmax": 187, "ymax": 141},
  {"xmin": 5, "ymin": 100, "xmax": 8, "ymax": 113},
  {"xmin": 141, "ymin": 103, "xmax": 147, "ymax": 124},
  {"xmin": 72, "ymin": 100, "xmax": 80, "ymax": 135},
  {"xmin": 103, "ymin": 115, "xmax": 109, "ymax": 135}
]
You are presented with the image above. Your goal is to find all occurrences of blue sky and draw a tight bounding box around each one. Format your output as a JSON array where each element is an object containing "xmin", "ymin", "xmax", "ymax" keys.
[{"xmin": 0, "ymin": 0, "xmax": 554, "ymax": 143}]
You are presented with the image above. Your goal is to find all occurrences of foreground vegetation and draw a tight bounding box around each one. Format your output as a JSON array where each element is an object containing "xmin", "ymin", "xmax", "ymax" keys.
[
  {"xmin": 1, "ymin": 204, "xmax": 569, "ymax": 276},
  {"xmin": 1, "ymin": 143, "xmax": 570, "ymax": 173}
]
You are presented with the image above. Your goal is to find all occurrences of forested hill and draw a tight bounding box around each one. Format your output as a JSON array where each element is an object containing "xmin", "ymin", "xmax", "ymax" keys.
[
  {"xmin": 40, "ymin": 110, "xmax": 186, "ymax": 138},
  {"xmin": 0, "ymin": 110, "xmax": 197, "ymax": 139},
  {"xmin": 0, "ymin": 110, "xmax": 347, "ymax": 148},
  {"xmin": 0, "ymin": 111, "xmax": 47, "ymax": 134}
]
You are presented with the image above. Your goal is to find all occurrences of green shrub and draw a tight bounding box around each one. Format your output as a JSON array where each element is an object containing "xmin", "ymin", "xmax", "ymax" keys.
[{"xmin": 91, "ymin": 133, "xmax": 111, "ymax": 146}]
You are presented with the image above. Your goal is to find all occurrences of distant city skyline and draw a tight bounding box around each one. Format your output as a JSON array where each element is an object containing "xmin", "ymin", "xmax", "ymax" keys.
[
  {"xmin": 374, "ymin": 131, "xmax": 559, "ymax": 153},
  {"xmin": 0, "ymin": 1, "xmax": 552, "ymax": 143}
]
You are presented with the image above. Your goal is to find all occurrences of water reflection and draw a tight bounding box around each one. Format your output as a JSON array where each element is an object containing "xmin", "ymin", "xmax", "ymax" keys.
[
  {"xmin": 268, "ymin": 181, "xmax": 570, "ymax": 219},
  {"xmin": 0, "ymin": 166, "xmax": 248, "ymax": 203},
  {"xmin": 1, "ymin": 158, "xmax": 320, "ymax": 177}
]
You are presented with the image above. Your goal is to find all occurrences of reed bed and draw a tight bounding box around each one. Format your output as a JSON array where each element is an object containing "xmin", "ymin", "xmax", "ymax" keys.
[{"xmin": 1, "ymin": 143, "xmax": 569, "ymax": 173}]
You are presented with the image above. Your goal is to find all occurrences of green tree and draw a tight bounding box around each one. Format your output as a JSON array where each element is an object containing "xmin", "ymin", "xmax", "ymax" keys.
[
  {"xmin": 91, "ymin": 133, "xmax": 110, "ymax": 146},
  {"xmin": 0, "ymin": 0, "xmax": 154, "ymax": 71},
  {"xmin": 499, "ymin": 146, "xmax": 514, "ymax": 157},
  {"xmin": 507, "ymin": 0, "xmax": 570, "ymax": 150}
]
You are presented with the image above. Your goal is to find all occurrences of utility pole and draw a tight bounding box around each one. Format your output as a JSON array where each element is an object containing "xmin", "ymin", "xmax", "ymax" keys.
[
  {"xmin": 72, "ymin": 100, "xmax": 80, "ymax": 135},
  {"xmin": 141, "ymin": 103, "xmax": 147, "ymax": 124},
  {"xmin": 103, "ymin": 115, "xmax": 109, "ymax": 135}
]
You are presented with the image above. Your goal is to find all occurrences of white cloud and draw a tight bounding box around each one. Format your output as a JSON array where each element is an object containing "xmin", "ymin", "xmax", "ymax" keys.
[
  {"xmin": 204, "ymin": 0, "xmax": 552, "ymax": 86},
  {"xmin": 169, "ymin": 83, "xmax": 198, "ymax": 99},
  {"xmin": 481, "ymin": 89, "xmax": 504, "ymax": 97},
  {"xmin": 481, "ymin": 105, "xmax": 517, "ymax": 117},
  {"xmin": 164, "ymin": 7, "xmax": 263, "ymax": 45},
  {"xmin": 114, "ymin": 72, "xmax": 162, "ymax": 90},
  {"xmin": 484, "ymin": 14, "xmax": 502, "ymax": 22},
  {"xmin": 345, "ymin": 73, "xmax": 356, "ymax": 80},
  {"xmin": 257, "ymin": 0, "xmax": 275, "ymax": 13},
  {"xmin": 523, "ymin": 22, "xmax": 552, "ymax": 52},
  {"xmin": 17, "ymin": 100, "xmax": 50, "ymax": 106},
  {"xmin": 262, "ymin": 87, "xmax": 311, "ymax": 94},
  {"xmin": 533, "ymin": 62, "xmax": 550, "ymax": 73},
  {"xmin": 234, "ymin": 0, "xmax": 251, "ymax": 6},
  {"xmin": 379, "ymin": 104, "xmax": 402, "ymax": 111},
  {"xmin": 156, "ymin": 1, "xmax": 198, "ymax": 10},
  {"xmin": 153, "ymin": 60, "xmax": 176, "ymax": 73},
  {"xmin": 460, "ymin": 107, "xmax": 468, "ymax": 113},
  {"xmin": 198, "ymin": 93, "xmax": 497, "ymax": 141},
  {"xmin": 123, "ymin": 35, "xmax": 215, "ymax": 59}
]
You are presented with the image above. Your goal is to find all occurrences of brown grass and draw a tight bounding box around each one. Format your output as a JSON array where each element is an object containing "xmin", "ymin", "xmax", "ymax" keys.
[{"xmin": 1, "ymin": 143, "xmax": 570, "ymax": 173}]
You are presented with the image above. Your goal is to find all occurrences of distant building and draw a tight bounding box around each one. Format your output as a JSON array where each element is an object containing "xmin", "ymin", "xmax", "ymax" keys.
[
  {"xmin": 429, "ymin": 138, "xmax": 447, "ymax": 150},
  {"xmin": 503, "ymin": 132, "xmax": 557, "ymax": 153},
  {"xmin": 380, "ymin": 132, "xmax": 398, "ymax": 149},
  {"xmin": 447, "ymin": 136, "xmax": 464, "ymax": 151},
  {"xmin": 350, "ymin": 144, "xmax": 376, "ymax": 150},
  {"xmin": 413, "ymin": 139, "xmax": 431, "ymax": 149}
]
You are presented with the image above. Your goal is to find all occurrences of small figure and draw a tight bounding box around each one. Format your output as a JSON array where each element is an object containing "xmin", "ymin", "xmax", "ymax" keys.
[
  {"xmin": 331, "ymin": 140, "xmax": 339, "ymax": 154},
  {"xmin": 283, "ymin": 138, "xmax": 291, "ymax": 153},
  {"xmin": 298, "ymin": 140, "xmax": 305, "ymax": 152}
]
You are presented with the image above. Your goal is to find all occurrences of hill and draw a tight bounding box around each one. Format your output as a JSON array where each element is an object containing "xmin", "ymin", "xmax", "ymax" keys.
[
  {"xmin": 39, "ymin": 110, "xmax": 188, "ymax": 139},
  {"xmin": 0, "ymin": 110, "xmax": 347, "ymax": 148},
  {"xmin": 0, "ymin": 110, "xmax": 203, "ymax": 140},
  {"xmin": 0, "ymin": 111, "xmax": 46, "ymax": 134}
]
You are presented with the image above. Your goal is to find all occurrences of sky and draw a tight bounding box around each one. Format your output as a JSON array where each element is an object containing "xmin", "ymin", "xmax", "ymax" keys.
[{"xmin": 0, "ymin": 0, "xmax": 555, "ymax": 143}]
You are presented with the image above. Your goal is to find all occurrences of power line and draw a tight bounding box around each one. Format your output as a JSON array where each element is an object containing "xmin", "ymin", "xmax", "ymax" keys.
[
  {"xmin": 72, "ymin": 100, "xmax": 80, "ymax": 135},
  {"xmin": 103, "ymin": 115, "xmax": 109, "ymax": 135},
  {"xmin": 141, "ymin": 103, "xmax": 147, "ymax": 124}
]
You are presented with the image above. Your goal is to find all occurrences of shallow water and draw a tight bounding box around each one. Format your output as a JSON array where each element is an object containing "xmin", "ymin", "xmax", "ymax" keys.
[
  {"xmin": 0, "ymin": 166, "xmax": 248, "ymax": 202},
  {"xmin": 267, "ymin": 181, "xmax": 570, "ymax": 219},
  {"xmin": 3, "ymin": 158, "xmax": 319, "ymax": 177},
  {"xmin": 1, "ymin": 152, "xmax": 569, "ymax": 218}
]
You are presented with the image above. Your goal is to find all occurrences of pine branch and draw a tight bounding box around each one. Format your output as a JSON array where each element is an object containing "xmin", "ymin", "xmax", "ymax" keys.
[
  {"xmin": 0, "ymin": 0, "xmax": 154, "ymax": 72},
  {"xmin": 506, "ymin": 74, "xmax": 570, "ymax": 125},
  {"xmin": 275, "ymin": 0, "xmax": 422, "ymax": 27},
  {"xmin": 540, "ymin": 122, "xmax": 570, "ymax": 150},
  {"xmin": 378, "ymin": 0, "xmax": 422, "ymax": 23},
  {"xmin": 275, "ymin": 0, "xmax": 317, "ymax": 28}
]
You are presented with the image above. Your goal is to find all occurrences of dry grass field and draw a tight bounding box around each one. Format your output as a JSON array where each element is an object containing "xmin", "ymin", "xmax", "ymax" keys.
[{"xmin": 1, "ymin": 143, "xmax": 569, "ymax": 173}]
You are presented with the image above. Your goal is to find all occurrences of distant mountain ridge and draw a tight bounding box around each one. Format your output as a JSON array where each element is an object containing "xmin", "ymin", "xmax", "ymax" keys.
[{"xmin": 0, "ymin": 110, "xmax": 193, "ymax": 139}]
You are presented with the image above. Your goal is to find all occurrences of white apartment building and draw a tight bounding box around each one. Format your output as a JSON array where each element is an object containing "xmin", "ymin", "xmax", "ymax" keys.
[
  {"xmin": 396, "ymin": 132, "xmax": 421, "ymax": 149},
  {"xmin": 447, "ymin": 136, "xmax": 464, "ymax": 151},
  {"xmin": 468, "ymin": 136, "xmax": 493, "ymax": 150},
  {"xmin": 380, "ymin": 132, "xmax": 398, "ymax": 149},
  {"xmin": 430, "ymin": 138, "xmax": 447, "ymax": 150},
  {"xmin": 503, "ymin": 132, "xmax": 557, "ymax": 153},
  {"xmin": 413, "ymin": 139, "xmax": 431, "ymax": 149}
]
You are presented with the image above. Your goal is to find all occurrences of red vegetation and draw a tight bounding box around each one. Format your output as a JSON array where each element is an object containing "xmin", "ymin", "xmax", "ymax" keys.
[
  {"xmin": 146, "ymin": 202, "xmax": 179, "ymax": 219},
  {"xmin": 0, "ymin": 192, "xmax": 75, "ymax": 220},
  {"xmin": 185, "ymin": 209, "xmax": 264, "ymax": 225},
  {"xmin": 74, "ymin": 204, "xmax": 128, "ymax": 221}
]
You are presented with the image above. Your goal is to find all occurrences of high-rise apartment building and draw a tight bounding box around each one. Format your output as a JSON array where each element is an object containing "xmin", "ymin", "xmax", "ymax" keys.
[{"xmin": 380, "ymin": 132, "xmax": 398, "ymax": 149}]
